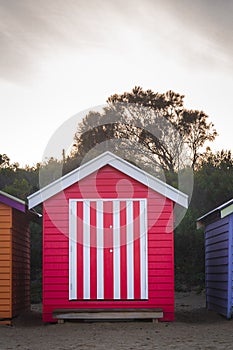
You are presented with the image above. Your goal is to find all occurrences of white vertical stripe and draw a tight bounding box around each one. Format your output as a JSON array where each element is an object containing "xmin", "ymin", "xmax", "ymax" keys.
[
  {"xmin": 140, "ymin": 200, "xmax": 148, "ymax": 299},
  {"xmin": 97, "ymin": 200, "xmax": 104, "ymax": 299},
  {"xmin": 69, "ymin": 200, "xmax": 77, "ymax": 300},
  {"xmin": 126, "ymin": 200, "xmax": 134, "ymax": 299},
  {"xmin": 113, "ymin": 200, "xmax": 121, "ymax": 299},
  {"xmin": 83, "ymin": 200, "xmax": 90, "ymax": 299}
]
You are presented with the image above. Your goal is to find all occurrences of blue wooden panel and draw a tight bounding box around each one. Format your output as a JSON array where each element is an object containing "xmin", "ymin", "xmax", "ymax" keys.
[
  {"xmin": 230, "ymin": 213, "xmax": 233, "ymax": 317},
  {"xmin": 205, "ymin": 231, "xmax": 229, "ymax": 247},
  {"xmin": 206, "ymin": 240, "xmax": 228, "ymax": 253},
  {"xmin": 206, "ymin": 265, "xmax": 228, "ymax": 274},
  {"xmin": 206, "ymin": 256, "xmax": 229, "ymax": 266},
  {"xmin": 205, "ymin": 216, "xmax": 230, "ymax": 318},
  {"xmin": 206, "ymin": 249, "xmax": 228, "ymax": 259},
  {"xmin": 207, "ymin": 288, "xmax": 228, "ymax": 299},
  {"xmin": 206, "ymin": 280, "xmax": 228, "ymax": 291},
  {"xmin": 206, "ymin": 273, "xmax": 228, "ymax": 282},
  {"xmin": 205, "ymin": 216, "xmax": 229, "ymax": 234},
  {"xmin": 207, "ymin": 295, "xmax": 228, "ymax": 308},
  {"xmin": 207, "ymin": 301, "xmax": 228, "ymax": 317}
]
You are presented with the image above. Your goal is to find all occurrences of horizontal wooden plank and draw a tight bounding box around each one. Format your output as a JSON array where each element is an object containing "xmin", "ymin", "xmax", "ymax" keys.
[
  {"xmin": 205, "ymin": 231, "xmax": 229, "ymax": 245},
  {"xmin": 206, "ymin": 295, "xmax": 228, "ymax": 309},
  {"xmin": 0, "ymin": 260, "xmax": 11, "ymax": 267},
  {"xmin": 53, "ymin": 309, "xmax": 164, "ymax": 320},
  {"xmin": 44, "ymin": 255, "xmax": 68, "ymax": 263},
  {"xmin": 148, "ymin": 264, "xmax": 172, "ymax": 273},
  {"xmin": 44, "ymin": 262, "xmax": 67, "ymax": 270},
  {"xmin": 0, "ymin": 241, "xmax": 11, "ymax": 248},
  {"xmin": 206, "ymin": 249, "xmax": 228, "ymax": 259},
  {"xmin": 43, "ymin": 284, "xmax": 68, "ymax": 292},
  {"xmin": 44, "ymin": 241, "xmax": 69, "ymax": 249},
  {"xmin": 148, "ymin": 255, "xmax": 172, "ymax": 263},
  {"xmin": 0, "ymin": 247, "xmax": 11, "ymax": 255},
  {"xmin": 0, "ymin": 299, "xmax": 11, "ymax": 306},
  {"xmin": 44, "ymin": 248, "xmax": 68, "ymax": 257},
  {"xmin": 0, "ymin": 292, "xmax": 11, "ymax": 304},
  {"xmin": 207, "ymin": 288, "xmax": 228, "ymax": 300},
  {"xmin": 44, "ymin": 269, "xmax": 69, "ymax": 277},
  {"xmin": 0, "ymin": 269, "xmax": 11, "ymax": 278},
  {"xmin": 44, "ymin": 235, "xmax": 68, "ymax": 242},
  {"xmin": 0, "ymin": 222, "xmax": 11, "ymax": 229},
  {"xmin": 206, "ymin": 256, "xmax": 229, "ymax": 266},
  {"xmin": 205, "ymin": 240, "xmax": 228, "ymax": 252},
  {"xmin": 147, "ymin": 259, "xmax": 172, "ymax": 268},
  {"xmin": 0, "ymin": 305, "xmax": 12, "ymax": 312},
  {"xmin": 205, "ymin": 216, "xmax": 229, "ymax": 232},
  {"xmin": 0, "ymin": 311, "xmax": 11, "ymax": 318},
  {"xmin": 0, "ymin": 234, "xmax": 11, "ymax": 242},
  {"xmin": 206, "ymin": 281, "xmax": 228, "ymax": 291},
  {"xmin": 206, "ymin": 265, "xmax": 228, "ymax": 274},
  {"xmin": 148, "ymin": 233, "xmax": 172, "ymax": 241},
  {"xmin": 206, "ymin": 273, "xmax": 228, "ymax": 282},
  {"xmin": 43, "ymin": 276, "xmax": 68, "ymax": 285},
  {"xmin": 148, "ymin": 283, "xmax": 173, "ymax": 290}
]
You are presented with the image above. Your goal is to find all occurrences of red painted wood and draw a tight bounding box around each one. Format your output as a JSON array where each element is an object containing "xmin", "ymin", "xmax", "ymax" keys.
[
  {"xmin": 103, "ymin": 201, "xmax": 113, "ymax": 299},
  {"xmin": 42, "ymin": 164, "xmax": 175, "ymax": 322},
  {"xmin": 90, "ymin": 202, "xmax": 97, "ymax": 299},
  {"xmin": 133, "ymin": 201, "xmax": 140, "ymax": 299},
  {"xmin": 120, "ymin": 202, "xmax": 127, "ymax": 300},
  {"xmin": 77, "ymin": 201, "xmax": 83, "ymax": 300}
]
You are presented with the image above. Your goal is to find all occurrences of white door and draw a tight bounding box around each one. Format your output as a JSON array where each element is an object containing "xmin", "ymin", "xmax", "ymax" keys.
[{"xmin": 69, "ymin": 199, "xmax": 148, "ymax": 301}]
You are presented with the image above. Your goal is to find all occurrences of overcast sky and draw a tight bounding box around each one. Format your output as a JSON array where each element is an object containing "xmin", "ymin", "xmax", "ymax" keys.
[{"xmin": 1, "ymin": 0, "xmax": 233, "ymax": 166}]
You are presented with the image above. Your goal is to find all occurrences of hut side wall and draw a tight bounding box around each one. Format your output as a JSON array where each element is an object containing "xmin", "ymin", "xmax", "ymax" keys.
[
  {"xmin": 0, "ymin": 202, "xmax": 12, "ymax": 325},
  {"xmin": 43, "ymin": 165, "xmax": 174, "ymax": 322},
  {"xmin": 12, "ymin": 209, "xmax": 30, "ymax": 317},
  {"xmin": 230, "ymin": 213, "xmax": 233, "ymax": 316},
  {"xmin": 205, "ymin": 216, "xmax": 230, "ymax": 318}
]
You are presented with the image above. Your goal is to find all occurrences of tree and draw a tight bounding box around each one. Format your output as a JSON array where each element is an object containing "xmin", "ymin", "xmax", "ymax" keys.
[
  {"xmin": 0, "ymin": 153, "xmax": 10, "ymax": 168},
  {"xmin": 191, "ymin": 148, "xmax": 233, "ymax": 214},
  {"xmin": 72, "ymin": 87, "xmax": 217, "ymax": 172},
  {"xmin": 3, "ymin": 178, "xmax": 32, "ymax": 200},
  {"xmin": 175, "ymin": 209, "xmax": 205, "ymax": 290}
]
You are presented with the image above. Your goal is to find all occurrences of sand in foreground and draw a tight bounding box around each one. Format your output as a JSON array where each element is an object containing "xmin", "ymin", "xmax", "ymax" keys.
[{"xmin": 0, "ymin": 292, "xmax": 233, "ymax": 350}]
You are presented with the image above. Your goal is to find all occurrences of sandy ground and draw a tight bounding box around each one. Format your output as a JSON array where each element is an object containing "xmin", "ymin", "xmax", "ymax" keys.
[{"xmin": 1, "ymin": 292, "xmax": 233, "ymax": 350}]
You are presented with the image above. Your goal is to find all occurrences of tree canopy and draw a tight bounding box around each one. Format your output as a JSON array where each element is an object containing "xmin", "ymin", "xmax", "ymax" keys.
[{"xmin": 73, "ymin": 86, "xmax": 217, "ymax": 172}]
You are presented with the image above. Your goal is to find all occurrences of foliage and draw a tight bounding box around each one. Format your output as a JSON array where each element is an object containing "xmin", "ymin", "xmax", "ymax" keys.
[
  {"xmin": 175, "ymin": 209, "xmax": 205, "ymax": 291},
  {"xmin": 73, "ymin": 86, "xmax": 217, "ymax": 172},
  {"xmin": 30, "ymin": 222, "xmax": 42, "ymax": 303},
  {"xmin": 3, "ymin": 178, "xmax": 32, "ymax": 200},
  {"xmin": 191, "ymin": 148, "xmax": 233, "ymax": 215}
]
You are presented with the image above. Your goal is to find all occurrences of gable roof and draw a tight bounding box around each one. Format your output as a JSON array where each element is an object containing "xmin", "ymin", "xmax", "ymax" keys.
[
  {"xmin": 0, "ymin": 190, "xmax": 26, "ymax": 213},
  {"xmin": 28, "ymin": 151, "xmax": 188, "ymax": 209},
  {"xmin": 197, "ymin": 198, "xmax": 233, "ymax": 228}
]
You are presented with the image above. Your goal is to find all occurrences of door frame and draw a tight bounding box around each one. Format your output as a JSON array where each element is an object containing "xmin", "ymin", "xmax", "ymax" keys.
[{"xmin": 69, "ymin": 198, "xmax": 148, "ymax": 301}]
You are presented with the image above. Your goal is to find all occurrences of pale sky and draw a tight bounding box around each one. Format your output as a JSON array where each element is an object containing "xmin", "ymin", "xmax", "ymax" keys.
[{"xmin": 1, "ymin": 0, "xmax": 233, "ymax": 166}]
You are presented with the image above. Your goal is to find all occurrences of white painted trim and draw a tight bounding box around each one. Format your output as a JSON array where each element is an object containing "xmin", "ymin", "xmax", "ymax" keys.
[
  {"xmin": 126, "ymin": 200, "xmax": 134, "ymax": 299},
  {"xmin": 197, "ymin": 198, "xmax": 233, "ymax": 225},
  {"xmin": 69, "ymin": 200, "xmax": 77, "ymax": 300},
  {"xmin": 69, "ymin": 198, "xmax": 148, "ymax": 301},
  {"xmin": 221, "ymin": 204, "xmax": 233, "ymax": 219},
  {"xmin": 28, "ymin": 151, "xmax": 188, "ymax": 209},
  {"xmin": 113, "ymin": 201, "xmax": 121, "ymax": 299},
  {"xmin": 96, "ymin": 200, "xmax": 104, "ymax": 299},
  {"xmin": 83, "ymin": 200, "xmax": 90, "ymax": 299}
]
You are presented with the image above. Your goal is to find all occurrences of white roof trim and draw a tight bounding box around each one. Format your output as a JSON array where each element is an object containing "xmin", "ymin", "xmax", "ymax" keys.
[
  {"xmin": 28, "ymin": 151, "xmax": 188, "ymax": 209},
  {"xmin": 197, "ymin": 198, "xmax": 233, "ymax": 223}
]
